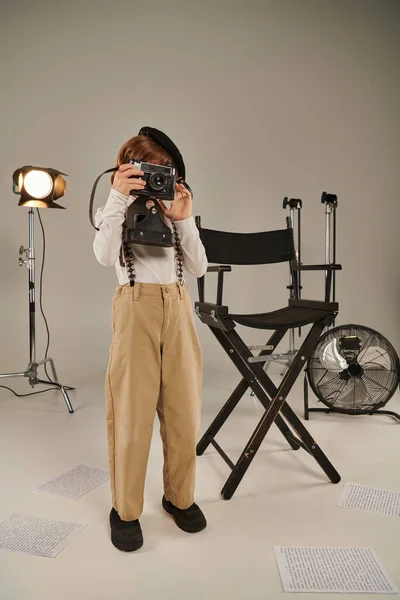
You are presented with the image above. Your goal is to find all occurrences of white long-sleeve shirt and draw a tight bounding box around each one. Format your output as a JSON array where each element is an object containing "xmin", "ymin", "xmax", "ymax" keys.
[{"xmin": 93, "ymin": 188, "xmax": 208, "ymax": 285}]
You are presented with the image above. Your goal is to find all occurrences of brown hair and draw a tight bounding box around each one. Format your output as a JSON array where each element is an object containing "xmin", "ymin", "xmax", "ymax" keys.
[{"xmin": 111, "ymin": 135, "xmax": 177, "ymax": 184}]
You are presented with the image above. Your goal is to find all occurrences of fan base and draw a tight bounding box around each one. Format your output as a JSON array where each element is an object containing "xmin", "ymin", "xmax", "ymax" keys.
[{"xmin": 304, "ymin": 407, "xmax": 400, "ymax": 422}]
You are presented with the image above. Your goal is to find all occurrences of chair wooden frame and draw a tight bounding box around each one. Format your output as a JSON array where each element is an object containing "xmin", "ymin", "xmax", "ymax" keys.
[{"xmin": 194, "ymin": 216, "xmax": 342, "ymax": 499}]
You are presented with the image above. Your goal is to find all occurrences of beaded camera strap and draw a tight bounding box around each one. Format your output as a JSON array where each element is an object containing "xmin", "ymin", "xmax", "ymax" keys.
[
  {"xmin": 121, "ymin": 223, "xmax": 136, "ymax": 284},
  {"xmin": 121, "ymin": 222, "xmax": 185, "ymax": 287},
  {"xmin": 171, "ymin": 222, "xmax": 185, "ymax": 285}
]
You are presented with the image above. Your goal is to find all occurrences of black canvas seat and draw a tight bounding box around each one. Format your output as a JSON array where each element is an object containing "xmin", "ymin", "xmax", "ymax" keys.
[
  {"xmin": 230, "ymin": 299, "xmax": 338, "ymax": 330},
  {"xmin": 194, "ymin": 217, "xmax": 342, "ymax": 500}
]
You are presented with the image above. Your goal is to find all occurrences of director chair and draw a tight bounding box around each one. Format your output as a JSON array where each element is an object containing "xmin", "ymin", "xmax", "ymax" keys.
[{"xmin": 194, "ymin": 216, "xmax": 342, "ymax": 500}]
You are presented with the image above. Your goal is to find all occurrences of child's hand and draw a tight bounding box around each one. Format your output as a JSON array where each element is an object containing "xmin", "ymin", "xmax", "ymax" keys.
[
  {"xmin": 112, "ymin": 164, "xmax": 145, "ymax": 197},
  {"xmin": 157, "ymin": 183, "xmax": 192, "ymax": 222}
]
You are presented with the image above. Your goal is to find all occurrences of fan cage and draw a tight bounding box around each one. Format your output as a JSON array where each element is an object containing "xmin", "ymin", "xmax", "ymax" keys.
[{"xmin": 306, "ymin": 324, "xmax": 399, "ymax": 415}]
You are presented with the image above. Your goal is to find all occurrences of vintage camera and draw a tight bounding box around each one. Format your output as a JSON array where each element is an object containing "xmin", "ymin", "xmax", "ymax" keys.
[
  {"xmin": 123, "ymin": 196, "xmax": 174, "ymax": 248},
  {"xmin": 123, "ymin": 159, "xmax": 177, "ymax": 247},
  {"xmin": 129, "ymin": 159, "xmax": 176, "ymax": 200},
  {"xmin": 88, "ymin": 159, "xmax": 182, "ymax": 249}
]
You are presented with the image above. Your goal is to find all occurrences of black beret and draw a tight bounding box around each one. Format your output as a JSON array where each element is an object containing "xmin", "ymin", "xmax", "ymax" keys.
[{"xmin": 138, "ymin": 126, "xmax": 186, "ymax": 181}]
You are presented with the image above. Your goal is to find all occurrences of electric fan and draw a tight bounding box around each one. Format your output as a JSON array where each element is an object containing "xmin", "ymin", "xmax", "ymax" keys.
[{"xmin": 306, "ymin": 324, "xmax": 400, "ymax": 417}]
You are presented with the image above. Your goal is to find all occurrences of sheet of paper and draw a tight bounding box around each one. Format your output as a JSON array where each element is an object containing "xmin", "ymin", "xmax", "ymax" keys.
[
  {"xmin": 34, "ymin": 464, "xmax": 109, "ymax": 499},
  {"xmin": 0, "ymin": 514, "xmax": 86, "ymax": 558},
  {"xmin": 338, "ymin": 482, "xmax": 400, "ymax": 518},
  {"xmin": 274, "ymin": 546, "xmax": 398, "ymax": 594}
]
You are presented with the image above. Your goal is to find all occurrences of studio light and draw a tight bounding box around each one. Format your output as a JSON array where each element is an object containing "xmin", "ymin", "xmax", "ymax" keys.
[
  {"xmin": 0, "ymin": 165, "xmax": 74, "ymax": 413},
  {"xmin": 12, "ymin": 165, "xmax": 67, "ymax": 208}
]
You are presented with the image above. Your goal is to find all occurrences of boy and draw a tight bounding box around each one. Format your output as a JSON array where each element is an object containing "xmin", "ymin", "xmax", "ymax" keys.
[{"xmin": 93, "ymin": 127, "xmax": 208, "ymax": 551}]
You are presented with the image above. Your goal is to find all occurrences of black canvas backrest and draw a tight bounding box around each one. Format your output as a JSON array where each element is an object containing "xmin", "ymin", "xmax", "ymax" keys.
[{"xmin": 197, "ymin": 224, "xmax": 296, "ymax": 265}]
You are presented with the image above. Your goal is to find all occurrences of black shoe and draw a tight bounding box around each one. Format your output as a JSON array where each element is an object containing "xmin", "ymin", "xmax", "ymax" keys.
[
  {"xmin": 162, "ymin": 496, "xmax": 207, "ymax": 533},
  {"xmin": 109, "ymin": 508, "xmax": 143, "ymax": 552}
]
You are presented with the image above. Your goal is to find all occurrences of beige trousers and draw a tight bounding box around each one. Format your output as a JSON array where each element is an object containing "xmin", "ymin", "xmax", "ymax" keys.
[{"xmin": 105, "ymin": 282, "xmax": 202, "ymax": 521}]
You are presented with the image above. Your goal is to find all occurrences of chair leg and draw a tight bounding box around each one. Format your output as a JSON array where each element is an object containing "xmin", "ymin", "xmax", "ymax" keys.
[
  {"xmin": 252, "ymin": 362, "xmax": 341, "ymax": 486},
  {"xmin": 221, "ymin": 403, "xmax": 284, "ymax": 500},
  {"xmin": 197, "ymin": 379, "xmax": 248, "ymax": 455},
  {"xmin": 204, "ymin": 328, "xmax": 300, "ymax": 452},
  {"xmin": 275, "ymin": 407, "xmax": 342, "ymax": 485},
  {"xmin": 219, "ymin": 322, "xmax": 340, "ymax": 499},
  {"xmin": 197, "ymin": 376, "xmax": 300, "ymax": 456}
]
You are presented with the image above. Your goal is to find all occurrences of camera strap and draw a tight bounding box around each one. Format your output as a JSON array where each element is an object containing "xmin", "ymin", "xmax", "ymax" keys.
[
  {"xmin": 121, "ymin": 221, "xmax": 185, "ymax": 288},
  {"xmin": 89, "ymin": 167, "xmax": 118, "ymax": 231},
  {"xmin": 172, "ymin": 222, "xmax": 185, "ymax": 284}
]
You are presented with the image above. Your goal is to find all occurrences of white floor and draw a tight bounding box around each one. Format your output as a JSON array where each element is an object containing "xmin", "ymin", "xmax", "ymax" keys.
[{"xmin": 0, "ymin": 368, "xmax": 399, "ymax": 600}]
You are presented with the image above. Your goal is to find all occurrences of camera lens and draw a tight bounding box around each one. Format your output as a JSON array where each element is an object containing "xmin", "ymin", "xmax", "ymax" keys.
[{"xmin": 149, "ymin": 172, "xmax": 167, "ymax": 191}]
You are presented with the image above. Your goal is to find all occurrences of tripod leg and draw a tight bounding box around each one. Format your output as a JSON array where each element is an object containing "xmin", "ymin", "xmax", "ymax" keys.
[
  {"xmin": 37, "ymin": 357, "xmax": 58, "ymax": 381},
  {"xmin": 304, "ymin": 371, "xmax": 309, "ymax": 420},
  {"xmin": 0, "ymin": 372, "xmax": 27, "ymax": 379},
  {"xmin": 46, "ymin": 358, "xmax": 59, "ymax": 382},
  {"xmin": 36, "ymin": 378, "xmax": 74, "ymax": 414},
  {"xmin": 37, "ymin": 358, "xmax": 74, "ymax": 413},
  {"xmin": 59, "ymin": 385, "xmax": 74, "ymax": 414},
  {"xmin": 280, "ymin": 328, "xmax": 296, "ymax": 376}
]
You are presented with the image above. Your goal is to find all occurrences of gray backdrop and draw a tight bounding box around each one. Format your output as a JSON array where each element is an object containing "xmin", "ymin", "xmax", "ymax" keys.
[{"xmin": 0, "ymin": 0, "xmax": 399, "ymax": 390}]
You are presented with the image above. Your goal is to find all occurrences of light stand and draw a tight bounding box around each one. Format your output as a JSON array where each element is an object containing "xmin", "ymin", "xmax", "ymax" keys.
[
  {"xmin": 304, "ymin": 191, "xmax": 338, "ymax": 420},
  {"xmin": 283, "ymin": 197, "xmax": 303, "ymax": 364},
  {"xmin": 0, "ymin": 167, "xmax": 74, "ymax": 413},
  {"xmin": 0, "ymin": 208, "xmax": 73, "ymax": 413},
  {"xmin": 249, "ymin": 198, "xmax": 303, "ymax": 398},
  {"xmin": 323, "ymin": 192, "xmax": 338, "ymax": 308}
]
